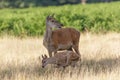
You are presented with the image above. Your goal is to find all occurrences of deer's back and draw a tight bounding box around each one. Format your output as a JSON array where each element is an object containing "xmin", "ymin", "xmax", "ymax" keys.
[{"xmin": 54, "ymin": 51, "xmax": 79, "ymax": 63}]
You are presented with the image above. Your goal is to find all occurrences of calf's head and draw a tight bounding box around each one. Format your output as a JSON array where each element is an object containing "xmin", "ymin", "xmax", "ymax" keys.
[{"xmin": 41, "ymin": 54, "xmax": 48, "ymax": 68}]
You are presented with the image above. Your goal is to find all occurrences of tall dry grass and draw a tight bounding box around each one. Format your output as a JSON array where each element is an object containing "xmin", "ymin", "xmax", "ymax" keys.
[{"xmin": 0, "ymin": 33, "xmax": 120, "ymax": 80}]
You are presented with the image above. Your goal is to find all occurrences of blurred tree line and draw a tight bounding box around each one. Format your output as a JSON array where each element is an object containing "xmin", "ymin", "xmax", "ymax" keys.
[{"xmin": 0, "ymin": 0, "xmax": 119, "ymax": 8}]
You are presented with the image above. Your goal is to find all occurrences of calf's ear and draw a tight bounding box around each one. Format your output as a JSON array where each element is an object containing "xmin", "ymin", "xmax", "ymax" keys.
[
  {"xmin": 44, "ymin": 54, "xmax": 48, "ymax": 58},
  {"xmin": 42, "ymin": 55, "xmax": 44, "ymax": 59}
]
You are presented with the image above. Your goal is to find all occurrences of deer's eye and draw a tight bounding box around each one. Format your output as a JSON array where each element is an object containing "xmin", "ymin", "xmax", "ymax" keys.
[{"xmin": 42, "ymin": 60, "xmax": 44, "ymax": 63}]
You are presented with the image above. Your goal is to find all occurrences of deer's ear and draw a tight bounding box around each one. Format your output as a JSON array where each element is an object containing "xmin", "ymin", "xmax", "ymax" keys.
[
  {"xmin": 42, "ymin": 55, "xmax": 44, "ymax": 59},
  {"xmin": 47, "ymin": 15, "xmax": 50, "ymax": 19},
  {"xmin": 44, "ymin": 54, "xmax": 48, "ymax": 58},
  {"xmin": 51, "ymin": 13, "xmax": 55, "ymax": 17}
]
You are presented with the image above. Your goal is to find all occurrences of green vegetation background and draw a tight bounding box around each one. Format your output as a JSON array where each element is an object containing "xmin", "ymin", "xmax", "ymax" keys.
[
  {"xmin": 0, "ymin": 0, "xmax": 118, "ymax": 8},
  {"xmin": 0, "ymin": 2, "xmax": 120, "ymax": 37}
]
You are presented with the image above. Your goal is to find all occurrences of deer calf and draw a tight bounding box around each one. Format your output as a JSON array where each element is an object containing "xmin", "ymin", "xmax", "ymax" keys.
[{"xmin": 41, "ymin": 51, "xmax": 80, "ymax": 68}]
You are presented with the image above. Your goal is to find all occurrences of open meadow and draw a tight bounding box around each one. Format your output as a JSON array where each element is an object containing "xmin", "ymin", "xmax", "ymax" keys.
[
  {"xmin": 0, "ymin": 33, "xmax": 120, "ymax": 80},
  {"xmin": 0, "ymin": 1, "xmax": 120, "ymax": 80}
]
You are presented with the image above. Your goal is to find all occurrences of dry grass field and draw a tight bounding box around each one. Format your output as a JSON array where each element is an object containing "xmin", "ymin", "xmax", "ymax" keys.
[{"xmin": 0, "ymin": 33, "xmax": 120, "ymax": 80}]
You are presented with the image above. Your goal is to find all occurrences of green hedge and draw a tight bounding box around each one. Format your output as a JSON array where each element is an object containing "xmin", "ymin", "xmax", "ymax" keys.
[{"xmin": 0, "ymin": 2, "xmax": 120, "ymax": 37}]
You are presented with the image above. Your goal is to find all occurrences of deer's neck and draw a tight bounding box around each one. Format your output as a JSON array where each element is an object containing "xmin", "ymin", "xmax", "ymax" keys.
[
  {"xmin": 45, "ymin": 27, "xmax": 52, "ymax": 40},
  {"xmin": 43, "ymin": 26, "xmax": 52, "ymax": 47}
]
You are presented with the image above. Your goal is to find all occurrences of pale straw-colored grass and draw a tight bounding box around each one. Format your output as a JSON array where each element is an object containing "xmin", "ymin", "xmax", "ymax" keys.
[{"xmin": 0, "ymin": 33, "xmax": 120, "ymax": 80}]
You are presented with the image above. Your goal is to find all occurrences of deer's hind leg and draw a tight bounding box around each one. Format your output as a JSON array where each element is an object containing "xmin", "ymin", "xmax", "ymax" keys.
[
  {"xmin": 72, "ymin": 41, "xmax": 80, "ymax": 55},
  {"xmin": 72, "ymin": 42, "xmax": 81, "ymax": 62}
]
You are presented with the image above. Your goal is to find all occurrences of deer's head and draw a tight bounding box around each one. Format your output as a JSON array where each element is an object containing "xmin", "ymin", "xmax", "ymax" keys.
[
  {"xmin": 41, "ymin": 54, "xmax": 48, "ymax": 68},
  {"xmin": 46, "ymin": 14, "xmax": 63, "ymax": 29}
]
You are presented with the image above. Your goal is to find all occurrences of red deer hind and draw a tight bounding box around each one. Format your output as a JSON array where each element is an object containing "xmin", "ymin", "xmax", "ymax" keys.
[{"xmin": 43, "ymin": 14, "xmax": 80, "ymax": 58}]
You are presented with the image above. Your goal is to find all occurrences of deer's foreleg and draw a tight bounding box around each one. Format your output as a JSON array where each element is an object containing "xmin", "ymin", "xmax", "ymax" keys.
[
  {"xmin": 48, "ymin": 43, "xmax": 55, "ymax": 57},
  {"xmin": 47, "ymin": 46, "xmax": 52, "ymax": 57},
  {"xmin": 48, "ymin": 50, "xmax": 52, "ymax": 57}
]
